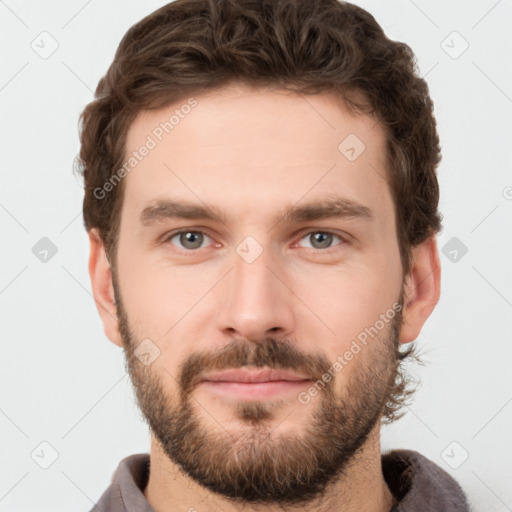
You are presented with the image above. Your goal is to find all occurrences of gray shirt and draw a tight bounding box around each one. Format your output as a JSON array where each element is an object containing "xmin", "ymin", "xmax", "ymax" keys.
[{"xmin": 89, "ymin": 449, "xmax": 471, "ymax": 511}]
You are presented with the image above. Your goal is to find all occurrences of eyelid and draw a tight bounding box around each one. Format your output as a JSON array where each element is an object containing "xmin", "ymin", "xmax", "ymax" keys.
[
  {"xmin": 292, "ymin": 228, "xmax": 350, "ymax": 250},
  {"xmin": 162, "ymin": 227, "xmax": 350, "ymax": 252},
  {"xmin": 162, "ymin": 228, "xmax": 217, "ymax": 251}
]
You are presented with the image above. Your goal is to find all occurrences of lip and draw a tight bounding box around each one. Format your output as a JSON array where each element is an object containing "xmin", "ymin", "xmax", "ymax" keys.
[
  {"xmin": 198, "ymin": 369, "xmax": 312, "ymax": 400},
  {"xmin": 200, "ymin": 368, "xmax": 310, "ymax": 384}
]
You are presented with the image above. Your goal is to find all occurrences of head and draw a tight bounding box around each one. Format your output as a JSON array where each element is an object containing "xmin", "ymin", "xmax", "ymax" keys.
[{"xmin": 80, "ymin": 0, "xmax": 442, "ymax": 505}]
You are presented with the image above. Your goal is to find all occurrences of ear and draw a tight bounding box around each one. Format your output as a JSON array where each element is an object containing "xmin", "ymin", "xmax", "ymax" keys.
[
  {"xmin": 400, "ymin": 235, "xmax": 441, "ymax": 344},
  {"xmin": 88, "ymin": 228, "xmax": 123, "ymax": 347}
]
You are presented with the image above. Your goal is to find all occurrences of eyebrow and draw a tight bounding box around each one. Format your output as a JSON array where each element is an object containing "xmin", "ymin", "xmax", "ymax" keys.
[{"xmin": 139, "ymin": 196, "xmax": 373, "ymax": 227}]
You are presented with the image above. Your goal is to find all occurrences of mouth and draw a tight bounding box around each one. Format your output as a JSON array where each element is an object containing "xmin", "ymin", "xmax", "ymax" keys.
[{"xmin": 198, "ymin": 368, "xmax": 312, "ymax": 400}]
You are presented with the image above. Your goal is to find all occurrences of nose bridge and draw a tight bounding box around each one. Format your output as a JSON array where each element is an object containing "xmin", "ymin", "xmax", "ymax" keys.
[
  {"xmin": 217, "ymin": 235, "xmax": 294, "ymax": 341},
  {"xmin": 233, "ymin": 238, "xmax": 275, "ymax": 299}
]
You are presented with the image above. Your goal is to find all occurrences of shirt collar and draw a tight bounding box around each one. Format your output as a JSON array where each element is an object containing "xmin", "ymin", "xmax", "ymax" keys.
[{"xmin": 91, "ymin": 449, "xmax": 470, "ymax": 512}]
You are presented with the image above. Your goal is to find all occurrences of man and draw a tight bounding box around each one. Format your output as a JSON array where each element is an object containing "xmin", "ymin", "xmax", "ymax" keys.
[{"xmin": 78, "ymin": 0, "xmax": 471, "ymax": 510}]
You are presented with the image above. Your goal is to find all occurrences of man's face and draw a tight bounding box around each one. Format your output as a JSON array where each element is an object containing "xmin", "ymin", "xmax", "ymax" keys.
[{"xmin": 112, "ymin": 84, "xmax": 405, "ymax": 504}]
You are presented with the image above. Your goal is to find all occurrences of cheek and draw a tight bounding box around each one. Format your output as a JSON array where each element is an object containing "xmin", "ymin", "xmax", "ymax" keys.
[
  {"xmin": 117, "ymin": 224, "xmax": 401, "ymax": 357},
  {"xmin": 117, "ymin": 246, "xmax": 215, "ymax": 340},
  {"xmin": 293, "ymin": 263, "xmax": 398, "ymax": 339}
]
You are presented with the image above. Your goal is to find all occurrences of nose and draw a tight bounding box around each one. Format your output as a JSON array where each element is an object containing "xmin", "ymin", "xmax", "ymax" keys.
[{"xmin": 216, "ymin": 240, "xmax": 295, "ymax": 343}]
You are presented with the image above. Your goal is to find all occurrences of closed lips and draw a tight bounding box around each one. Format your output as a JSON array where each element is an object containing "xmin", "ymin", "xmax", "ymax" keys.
[{"xmin": 200, "ymin": 369, "xmax": 311, "ymax": 383}]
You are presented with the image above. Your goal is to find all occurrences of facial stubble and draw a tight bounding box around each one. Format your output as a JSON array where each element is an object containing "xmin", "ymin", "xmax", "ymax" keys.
[{"xmin": 114, "ymin": 281, "xmax": 404, "ymax": 506}]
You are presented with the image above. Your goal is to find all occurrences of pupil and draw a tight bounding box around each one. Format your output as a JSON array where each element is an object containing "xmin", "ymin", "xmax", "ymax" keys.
[
  {"xmin": 183, "ymin": 232, "xmax": 201, "ymax": 248},
  {"xmin": 313, "ymin": 232, "xmax": 331, "ymax": 248}
]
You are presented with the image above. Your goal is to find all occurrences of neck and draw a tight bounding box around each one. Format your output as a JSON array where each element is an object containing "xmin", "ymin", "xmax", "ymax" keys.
[{"xmin": 143, "ymin": 423, "xmax": 396, "ymax": 512}]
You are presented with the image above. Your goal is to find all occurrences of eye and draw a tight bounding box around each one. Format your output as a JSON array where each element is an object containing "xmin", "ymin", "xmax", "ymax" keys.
[
  {"xmin": 166, "ymin": 230, "xmax": 213, "ymax": 251},
  {"xmin": 296, "ymin": 231, "xmax": 346, "ymax": 250}
]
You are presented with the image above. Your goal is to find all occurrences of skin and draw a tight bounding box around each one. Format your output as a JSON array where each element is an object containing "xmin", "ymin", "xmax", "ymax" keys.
[{"xmin": 88, "ymin": 83, "xmax": 441, "ymax": 512}]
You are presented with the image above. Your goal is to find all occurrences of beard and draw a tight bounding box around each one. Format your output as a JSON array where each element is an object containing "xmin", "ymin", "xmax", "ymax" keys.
[{"xmin": 114, "ymin": 280, "xmax": 406, "ymax": 507}]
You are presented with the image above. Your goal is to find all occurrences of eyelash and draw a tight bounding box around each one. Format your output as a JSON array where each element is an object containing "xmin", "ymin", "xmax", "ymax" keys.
[{"xmin": 162, "ymin": 229, "xmax": 349, "ymax": 253}]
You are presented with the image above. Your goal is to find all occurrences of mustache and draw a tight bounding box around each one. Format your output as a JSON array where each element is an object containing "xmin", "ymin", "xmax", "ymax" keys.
[{"xmin": 178, "ymin": 337, "xmax": 333, "ymax": 395}]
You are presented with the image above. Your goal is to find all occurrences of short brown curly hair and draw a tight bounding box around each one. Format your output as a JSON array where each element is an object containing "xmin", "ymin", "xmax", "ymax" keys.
[
  {"xmin": 76, "ymin": 0, "xmax": 442, "ymax": 279},
  {"xmin": 76, "ymin": 0, "xmax": 442, "ymax": 422}
]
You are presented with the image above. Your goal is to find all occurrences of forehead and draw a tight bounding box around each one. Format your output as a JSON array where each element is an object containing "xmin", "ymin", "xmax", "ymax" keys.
[{"xmin": 122, "ymin": 85, "xmax": 392, "ymax": 229}]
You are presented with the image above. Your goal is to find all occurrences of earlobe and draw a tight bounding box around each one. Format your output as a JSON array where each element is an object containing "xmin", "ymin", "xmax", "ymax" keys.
[
  {"xmin": 88, "ymin": 228, "xmax": 123, "ymax": 347},
  {"xmin": 399, "ymin": 236, "xmax": 441, "ymax": 344}
]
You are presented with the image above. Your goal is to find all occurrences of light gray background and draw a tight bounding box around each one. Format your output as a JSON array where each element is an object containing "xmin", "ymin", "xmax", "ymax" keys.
[{"xmin": 1, "ymin": 0, "xmax": 511, "ymax": 510}]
